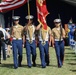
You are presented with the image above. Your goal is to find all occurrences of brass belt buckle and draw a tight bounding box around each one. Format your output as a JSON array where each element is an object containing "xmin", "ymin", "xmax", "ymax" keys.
[
  {"xmin": 42, "ymin": 41, "xmax": 46, "ymax": 45},
  {"xmin": 16, "ymin": 38, "xmax": 18, "ymax": 40},
  {"xmin": 29, "ymin": 40, "xmax": 33, "ymax": 44}
]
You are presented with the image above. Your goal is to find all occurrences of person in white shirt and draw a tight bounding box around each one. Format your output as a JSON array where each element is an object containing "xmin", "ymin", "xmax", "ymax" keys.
[
  {"xmin": 0, "ymin": 24, "xmax": 8, "ymax": 60},
  {"xmin": 5, "ymin": 28, "xmax": 11, "ymax": 58}
]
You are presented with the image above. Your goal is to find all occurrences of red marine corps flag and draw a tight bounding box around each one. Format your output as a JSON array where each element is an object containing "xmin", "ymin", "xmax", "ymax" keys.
[
  {"xmin": 0, "ymin": 0, "xmax": 27, "ymax": 13},
  {"xmin": 36, "ymin": 0, "xmax": 49, "ymax": 30}
]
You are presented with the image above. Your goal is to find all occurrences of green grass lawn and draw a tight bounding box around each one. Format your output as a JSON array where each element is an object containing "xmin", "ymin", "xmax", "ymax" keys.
[{"xmin": 0, "ymin": 46, "xmax": 76, "ymax": 75}]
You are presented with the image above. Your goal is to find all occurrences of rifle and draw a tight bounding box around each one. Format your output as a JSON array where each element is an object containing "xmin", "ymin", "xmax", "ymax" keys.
[
  {"xmin": 27, "ymin": 0, "xmax": 32, "ymax": 21},
  {"xmin": 11, "ymin": 10, "xmax": 14, "ymax": 26},
  {"xmin": 58, "ymin": 14, "xmax": 63, "ymax": 41}
]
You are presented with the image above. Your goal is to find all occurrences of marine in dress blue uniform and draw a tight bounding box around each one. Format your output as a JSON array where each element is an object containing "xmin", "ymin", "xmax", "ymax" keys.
[
  {"xmin": 11, "ymin": 16, "xmax": 23, "ymax": 69},
  {"xmin": 23, "ymin": 15, "xmax": 36, "ymax": 68},
  {"xmin": 52, "ymin": 19, "xmax": 65, "ymax": 68}
]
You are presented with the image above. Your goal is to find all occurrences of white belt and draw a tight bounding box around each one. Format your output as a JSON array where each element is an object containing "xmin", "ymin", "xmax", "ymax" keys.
[
  {"xmin": 26, "ymin": 38, "xmax": 35, "ymax": 40},
  {"xmin": 13, "ymin": 38, "xmax": 22, "ymax": 40},
  {"xmin": 55, "ymin": 39, "xmax": 63, "ymax": 41},
  {"xmin": 39, "ymin": 38, "xmax": 48, "ymax": 41}
]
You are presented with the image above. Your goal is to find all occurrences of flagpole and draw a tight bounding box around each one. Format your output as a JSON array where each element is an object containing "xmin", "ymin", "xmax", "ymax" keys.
[
  {"xmin": 8, "ymin": 17, "xmax": 10, "ymax": 28},
  {"xmin": 12, "ymin": 10, "xmax": 14, "ymax": 26},
  {"xmin": 58, "ymin": 14, "xmax": 63, "ymax": 41},
  {"xmin": 0, "ymin": 0, "xmax": 1, "ymax": 3},
  {"xmin": 27, "ymin": 0, "xmax": 30, "ymax": 21}
]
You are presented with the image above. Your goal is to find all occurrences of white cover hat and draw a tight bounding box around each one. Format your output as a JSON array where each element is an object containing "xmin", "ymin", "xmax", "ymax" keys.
[
  {"xmin": 54, "ymin": 19, "xmax": 61, "ymax": 22},
  {"xmin": 12, "ymin": 16, "xmax": 20, "ymax": 20},
  {"xmin": 25, "ymin": 15, "xmax": 34, "ymax": 19},
  {"xmin": 6, "ymin": 28, "xmax": 10, "ymax": 30}
]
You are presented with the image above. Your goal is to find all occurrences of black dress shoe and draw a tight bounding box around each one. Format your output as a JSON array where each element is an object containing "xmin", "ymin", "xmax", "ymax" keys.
[
  {"xmin": 58, "ymin": 65, "xmax": 62, "ymax": 68},
  {"xmin": 3, "ymin": 59, "xmax": 6, "ymax": 60},
  {"xmin": 18, "ymin": 63, "xmax": 22, "ymax": 67},
  {"xmin": 14, "ymin": 67, "xmax": 18, "ymax": 69},
  {"xmin": 42, "ymin": 66, "xmax": 46, "ymax": 68},
  {"xmin": 33, "ymin": 64, "xmax": 36, "ymax": 67},
  {"xmin": 46, "ymin": 63, "xmax": 49, "ymax": 66},
  {"xmin": 28, "ymin": 66, "xmax": 31, "ymax": 68},
  {"xmin": 33, "ymin": 63, "xmax": 36, "ymax": 67},
  {"xmin": 33, "ymin": 62, "xmax": 36, "ymax": 67},
  {"xmin": 19, "ymin": 64, "xmax": 22, "ymax": 67},
  {"xmin": 7, "ymin": 55, "xmax": 10, "ymax": 58}
]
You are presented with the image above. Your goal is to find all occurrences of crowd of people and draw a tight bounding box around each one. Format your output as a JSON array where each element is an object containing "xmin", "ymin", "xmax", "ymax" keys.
[
  {"xmin": 65, "ymin": 21, "xmax": 76, "ymax": 53},
  {"xmin": 1, "ymin": 15, "xmax": 76, "ymax": 69}
]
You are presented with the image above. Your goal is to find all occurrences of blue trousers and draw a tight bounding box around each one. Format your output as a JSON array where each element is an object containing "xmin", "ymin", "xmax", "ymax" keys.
[
  {"xmin": 25, "ymin": 40, "xmax": 36, "ymax": 67},
  {"xmin": 12, "ymin": 40, "xmax": 23, "ymax": 68},
  {"xmin": 54, "ymin": 41, "xmax": 64, "ymax": 67},
  {"xmin": 39, "ymin": 41, "xmax": 49, "ymax": 67},
  {"xmin": 1, "ymin": 41, "xmax": 6, "ymax": 60},
  {"xmin": 0, "ymin": 40, "xmax": 2, "ymax": 62}
]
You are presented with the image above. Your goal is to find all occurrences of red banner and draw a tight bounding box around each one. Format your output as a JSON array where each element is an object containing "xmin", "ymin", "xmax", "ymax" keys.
[
  {"xmin": 36, "ymin": 0, "xmax": 49, "ymax": 30},
  {"xmin": 0, "ymin": 0, "xmax": 27, "ymax": 13}
]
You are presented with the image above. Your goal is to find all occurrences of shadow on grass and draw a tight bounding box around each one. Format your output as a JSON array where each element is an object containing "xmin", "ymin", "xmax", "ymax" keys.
[
  {"xmin": 65, "ymin": 52, "xmax": 75, "ymax": 55},
  {"xmin": 0, "ymin": 64, "xmax": 29, "ymax": 69},
  {"xmin": 35, "ymin": 64, "xmax": 57, "ymax": 68},
  {"xmin": 65, "ymin": 55, "xmax": 75, "ymax": 57},
  {"xmin": 67, "ymin": 63, "xmax": 76, "ymax": 65},
  {"xmin": 70, "ymin": 70, "xmax": 76, "ymax": 72},
  {"xmin": 65, "ymin": 54, "xmax": 76, "ymax": 57},
  {"xmin": 72, "ymin": 55, "xmax": 76, "ymax": 57},
  {"xmin": 0, "ymin": 63, "xmax": 14, "ymax": 69},
  {"xmin": 65, "ymin": 58, "xmax": 76, "ymax": 61},
  {"xmin": 0, "ymin": 63, "xmax": 57, "ymax": 69}
]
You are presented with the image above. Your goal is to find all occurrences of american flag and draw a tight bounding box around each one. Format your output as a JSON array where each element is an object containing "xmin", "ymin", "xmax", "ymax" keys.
[{"xmin": 0, "ymin": 0, "xmax": 27, "ymax": 13}]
